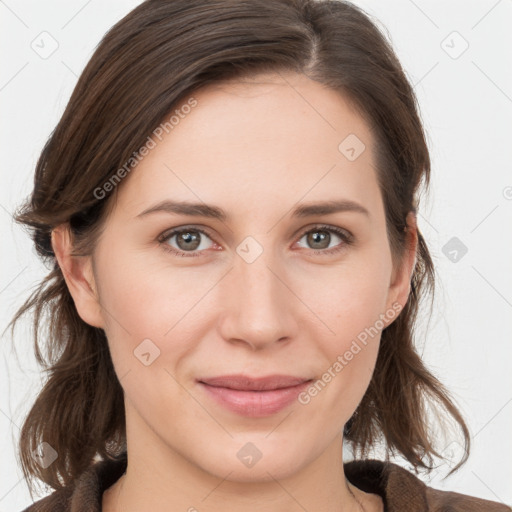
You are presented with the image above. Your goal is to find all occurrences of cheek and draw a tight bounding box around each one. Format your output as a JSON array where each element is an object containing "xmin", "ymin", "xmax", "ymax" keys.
[
  {"xmin": 95, "ymin": 261, "xmax": 203, "ymax": 420},
  {"xmin": 298, "ymin": 247, "xmax": 392, "ymax": 343},
  {"xmin": 303, "ymin": 280, "xmax": 385, "ymax": 427},
  {"xmin": 299, "ymin": 249, "xmax": 391, "ymax": 407},
  {"xmin": 94, "ymin": 249, "xmax": 223, "ymax": 383}
]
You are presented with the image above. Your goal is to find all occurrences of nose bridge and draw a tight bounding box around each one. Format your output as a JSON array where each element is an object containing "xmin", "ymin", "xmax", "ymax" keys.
[
  {"xmin": 234, "ymin": 230, "xmax": 281, "ymax": 300},
  {"xmin": 238, "ymin": 247, "xmax": 279, "ymax": 304},
  {"xmin": 219, "ymin": 240, "xmax": 296, "ymax": 349}
]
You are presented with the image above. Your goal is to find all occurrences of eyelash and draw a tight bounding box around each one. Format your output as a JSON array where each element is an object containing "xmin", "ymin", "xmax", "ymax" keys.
[{"xmin": 158, "ymin": 224, "xmax": 354, "ymax": 258}]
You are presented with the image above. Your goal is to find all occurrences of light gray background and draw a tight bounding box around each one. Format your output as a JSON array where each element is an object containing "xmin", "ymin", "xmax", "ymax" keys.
[{"xmin": 1, "ymin": 0, "xmax": 511, "ymax": 510}]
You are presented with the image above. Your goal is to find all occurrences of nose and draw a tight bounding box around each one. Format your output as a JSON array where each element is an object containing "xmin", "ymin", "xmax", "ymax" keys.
[{"xmin": 217, "ymin": 250, "xmax": 299, "ymax": 351}]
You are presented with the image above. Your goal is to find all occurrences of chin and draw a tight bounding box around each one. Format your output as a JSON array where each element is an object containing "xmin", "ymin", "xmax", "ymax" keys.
[{"xmin": 195, "ymin": 441, "xmax": 311, "ymax": 483}]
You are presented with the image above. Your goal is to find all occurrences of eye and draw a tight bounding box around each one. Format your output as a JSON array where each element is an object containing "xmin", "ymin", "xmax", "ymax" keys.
[
  {"xmin": 158, "ymin": 224, "xmax": 354, "ymax": 258},
  {"xmin": 158, "ymin": 227, "xmax": 217, "ymax": 257},
  {"xmin": 295, "ymin": 225, "xmax": 353, "ymax": 255}
]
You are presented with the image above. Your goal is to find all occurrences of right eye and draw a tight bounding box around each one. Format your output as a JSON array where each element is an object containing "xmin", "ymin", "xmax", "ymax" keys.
[{"xmin": 158, "ymin": 226, "xmax": 218, "ymax": 257}]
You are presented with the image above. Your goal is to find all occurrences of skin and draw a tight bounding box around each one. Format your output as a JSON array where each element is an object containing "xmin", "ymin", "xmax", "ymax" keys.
[{"xmin": 52, "ymin": 71, "xmax": 417, "ymax": 512}]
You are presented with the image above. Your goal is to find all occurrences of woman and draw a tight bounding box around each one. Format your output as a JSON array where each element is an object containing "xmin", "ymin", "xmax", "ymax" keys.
[{"xmin": 8, "ymin": 0, "xmax": 509, "ymax": 511}]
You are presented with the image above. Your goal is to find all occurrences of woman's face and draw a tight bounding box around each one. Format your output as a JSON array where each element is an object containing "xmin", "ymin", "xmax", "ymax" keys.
[{"xmin": 66, "ymin": 72, "xmax": 415, "ymax": 482}]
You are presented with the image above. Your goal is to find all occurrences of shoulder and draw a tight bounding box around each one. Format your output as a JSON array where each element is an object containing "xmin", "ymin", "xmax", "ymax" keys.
[
  {"xmin": 345, "ymin": 459, "xmax": 511, "ymax": 512},
  {"xmin": 20, "ymin": 486, "xmax": 73, "ymax": 512},
  {"xmin": 20, "ymin": 453, "xmax": 127, "ymax": 512},
  {"xmin": 425, "ymin": 486, "xmax": 512, "ymax": 512}
]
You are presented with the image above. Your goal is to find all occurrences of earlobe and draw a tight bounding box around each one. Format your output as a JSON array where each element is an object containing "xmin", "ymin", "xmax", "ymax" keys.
[{"xmin": 51, "ymin": 225, "xmax": 104, "ymax": 329}]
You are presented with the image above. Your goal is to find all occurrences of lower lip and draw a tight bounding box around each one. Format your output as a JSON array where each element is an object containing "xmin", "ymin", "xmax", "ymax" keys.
[{"xmin": 198, "ymin": 381, "xmax": 312, "ymax": 417}]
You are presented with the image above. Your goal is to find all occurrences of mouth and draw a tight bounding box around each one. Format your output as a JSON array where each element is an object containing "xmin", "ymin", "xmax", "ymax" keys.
[{"xmin": 197, "ymin": 374, "xmax": 314, "ymax": 417}]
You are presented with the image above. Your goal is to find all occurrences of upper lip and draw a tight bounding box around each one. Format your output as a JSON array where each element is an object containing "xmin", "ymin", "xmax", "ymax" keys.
[{"xmin": 198, "ymin": 374, "xmax": 312, "ymax": 391}]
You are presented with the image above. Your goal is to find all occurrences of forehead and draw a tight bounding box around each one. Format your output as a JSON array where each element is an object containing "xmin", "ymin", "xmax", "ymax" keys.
[
  {"xmin": 166, "ymin": 71, "xmax": 373, "ymax": 158},
  {"xmin": 112, "ymin": 72, "xmax": 381, "ymax": 222}
]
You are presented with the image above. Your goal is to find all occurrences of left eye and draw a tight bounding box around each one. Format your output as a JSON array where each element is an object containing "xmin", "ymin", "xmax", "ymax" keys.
[
  {"xmin": 295, "ymin": 226, "xmax": 353, "ymax": 254},
  {"xmin": 159, "ymin": 225, "xmax": 353, "ymax": 258}
]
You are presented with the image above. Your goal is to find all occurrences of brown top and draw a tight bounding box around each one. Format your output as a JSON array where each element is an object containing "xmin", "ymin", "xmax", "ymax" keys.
[{"xmin": 21, "ymin": 453, "xmax": 511, "ymax": 512}]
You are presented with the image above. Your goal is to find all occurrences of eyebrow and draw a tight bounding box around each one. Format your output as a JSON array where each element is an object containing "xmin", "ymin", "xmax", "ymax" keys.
[{"xmin": 136, "ymin": 199, "xmax": 370, "ymax": 221}]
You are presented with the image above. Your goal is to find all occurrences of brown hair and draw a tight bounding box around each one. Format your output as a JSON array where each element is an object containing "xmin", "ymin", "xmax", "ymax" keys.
[{"xmin": 7, "ymin": 0, "xmax": 470, "ymax": 496}]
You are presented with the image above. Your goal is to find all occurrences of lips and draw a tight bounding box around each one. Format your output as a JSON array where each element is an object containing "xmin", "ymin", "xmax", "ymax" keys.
[{"xmin": 197, "ymin": 374, "xmax": 314, "ymax": 417}]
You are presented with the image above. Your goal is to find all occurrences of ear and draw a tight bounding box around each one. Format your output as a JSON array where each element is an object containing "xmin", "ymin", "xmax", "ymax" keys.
[
  {"xmin": 385, "ymin": 211, "xmax": 418, "ymax": 316},
  {"xmin": 51, "ymin": 224, "xmax": 105, "ymax": 329}
]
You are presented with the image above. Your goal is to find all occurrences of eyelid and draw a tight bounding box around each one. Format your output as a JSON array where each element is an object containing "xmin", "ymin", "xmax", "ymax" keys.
[
  {"xmin": 158, "ymin": 223, "xmax": 354, "ymax": 258},
  {"xmin": 158, "ymin": 225, "xmax": 216, "ymax": 242}
]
